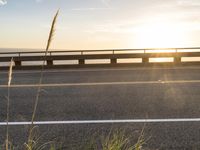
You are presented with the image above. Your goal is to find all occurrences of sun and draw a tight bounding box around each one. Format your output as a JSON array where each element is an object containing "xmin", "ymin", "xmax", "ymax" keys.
[{"xmin": 135, "ymin": 22, "xmax": 187, "ymax": 48}]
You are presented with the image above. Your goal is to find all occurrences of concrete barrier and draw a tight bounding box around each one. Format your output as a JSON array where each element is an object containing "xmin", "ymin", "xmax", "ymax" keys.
[{"xmin": 1, "ymin": 48, "xmax": 200, "ymax": 69}]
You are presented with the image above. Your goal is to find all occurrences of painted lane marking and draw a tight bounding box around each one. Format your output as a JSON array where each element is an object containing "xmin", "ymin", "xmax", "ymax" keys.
[
  {"xmin": 1, "ymin": 66, "xmax": 200, "ymax": 74},
  {"xmin": 1, "ymin": 118, "xmax": 200, "ymax": 126},
  {"xmin": 0, "ymin": 80, "xmax": 200, "ymax": 88}
]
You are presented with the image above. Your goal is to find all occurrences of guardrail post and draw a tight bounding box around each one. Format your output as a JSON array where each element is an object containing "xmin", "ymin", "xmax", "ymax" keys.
[
  {"xmin": 14, "ymin": 60, "xmax": 22, "ymax": 66},
  {"xmin": 47, "ymin": 60, "xmax": 53, "ymax": 66},
  {"xmin": 174, "ymin": 57, "xmax": 181, "ymax": 63},
  {"xmin": 79, "ymin": 59, "xmax": 85, "ymax": 65},
  {"xmin": 142, "ymin": 57, "xmax": 149, "ymax": 63},
  {"xmin": 111, "ymin": 58, "xmax": 117, "ymax": 64},
  {"xmin": 174, "ymin": 49, "xmax": 181, "ymax": 63}
]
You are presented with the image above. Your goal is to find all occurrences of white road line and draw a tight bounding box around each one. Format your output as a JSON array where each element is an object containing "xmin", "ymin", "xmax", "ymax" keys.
[
  {"xmin": 1, "ymin": 66, "xmax": 200, "ymax": 74},
  {"xmin": 1, "ymin": 118, "xmax": 200, "ymax": 126},
  {"xmin": 0, "ymin": 80, "xmax": 200, "ymax": 88}
]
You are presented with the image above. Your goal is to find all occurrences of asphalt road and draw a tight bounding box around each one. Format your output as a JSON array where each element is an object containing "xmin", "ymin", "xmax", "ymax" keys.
[{"xmin": 0, "ymin": 66, "xmax": 200, "ymax": 149}]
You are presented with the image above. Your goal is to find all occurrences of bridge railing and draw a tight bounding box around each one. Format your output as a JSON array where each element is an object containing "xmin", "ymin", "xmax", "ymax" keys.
[
  {"xmin": 2, "ymin": 47, "xmax": 200, "ymax": 56},
  {"xmin": 1, "ymin": 47, "xmax": 200, "ymax": 68}
]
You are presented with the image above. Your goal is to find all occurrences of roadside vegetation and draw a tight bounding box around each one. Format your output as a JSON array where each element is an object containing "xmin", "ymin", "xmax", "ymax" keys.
[
  {"xmin": 83, "ymin": 129, "xmax": 145, "ymax": 150},
  {"xmin": 1, "ymin": 10, "xmax": 146, "ymax": 150},
  {"xmin": 1, "ymin": 127, "xmax": 145, "ymax": 150}
]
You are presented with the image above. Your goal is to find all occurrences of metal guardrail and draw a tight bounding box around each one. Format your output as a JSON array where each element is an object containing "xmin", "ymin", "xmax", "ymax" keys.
[
  {"xmin": 1, "ymin": 47, "xmax": 200, "ymax": 55},
  {"xmin": 1, "ymin": 47, "xmax": 200, "ymax": 68}
]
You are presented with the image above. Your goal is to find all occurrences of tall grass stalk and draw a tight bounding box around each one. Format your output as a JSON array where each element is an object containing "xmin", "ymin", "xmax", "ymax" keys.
[
  {"xmin": 31, "ymin": 9, "xmax": 59, "ymax": 125},
  {"xmin": 101, "ymin": 130, "xmax": 134, "ymax": 150},
  {"xmin": 6, "ymin": 57, "xmax": 14, "ymax": 150},
  {"xmin": 134, "ymin": 127, "xmax": 145, "ymax": 150},
  {"xmin": 84, "ymin": 129, "xmax": 146, "ymax": 150},
  {"xmin": 27, "ymin": 10, "xmax": 59, "ymax": 149}
]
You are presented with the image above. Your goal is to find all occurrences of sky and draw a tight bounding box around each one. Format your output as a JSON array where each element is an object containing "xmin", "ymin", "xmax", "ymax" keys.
[{"xmin": 1, "ymin": 0, "xmax": 200, "ymax": 50}]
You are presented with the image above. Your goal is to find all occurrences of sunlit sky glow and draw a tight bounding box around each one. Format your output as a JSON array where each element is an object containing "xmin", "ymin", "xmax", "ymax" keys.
[{"xmin": 1, "ymin": 0, "xmax": 200, "ymax": 50}]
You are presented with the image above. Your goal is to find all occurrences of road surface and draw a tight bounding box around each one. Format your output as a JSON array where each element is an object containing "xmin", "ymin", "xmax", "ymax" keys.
[{"xmin": 0, "ymin": 66, "xmax": 200, "ymax": 149}]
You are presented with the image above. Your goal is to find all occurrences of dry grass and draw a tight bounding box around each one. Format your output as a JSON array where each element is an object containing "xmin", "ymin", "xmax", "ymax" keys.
[
  {"xmin": 24, "ymin": 126, "xmax": 56, "ymax": 150},
  {"xmin": 2, "ymin": 9, "xmax": 146, "ymax": 150},
  {"xmin": 5, "ymin": 57, "xmax": 14, "ymax": 150},
  {"xmin": 26, "ymin": 9, "xmax": 59, "ymax": 150},
  {"xmin": 83, "ymin": 129, "xmax": 146, "ymax": 150},
  {"xmin": 31, "ymin": 9, "xmax": 59, "ymax": 125}
]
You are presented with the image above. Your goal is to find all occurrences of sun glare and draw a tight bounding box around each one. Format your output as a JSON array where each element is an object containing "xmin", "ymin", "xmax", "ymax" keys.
[{"xmin": 135, "ymin": 22, "xmax": 187, "ymax": 48}]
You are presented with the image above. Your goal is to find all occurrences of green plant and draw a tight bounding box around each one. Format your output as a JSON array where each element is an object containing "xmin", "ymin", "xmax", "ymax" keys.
[
  {"xmin": 133, "ymin": 128, "xmax": 145, "ymax": 150},
  {"xmin": 101, "ymin": 130, "xmax": 134, "ymax": 150},
  {"xmin": 24, "ymin": 126, "xmax": 57, "ymax": 150},
  {"xmin": 83, "ymin": 129, "xmax": 146, "ymax": 150}
]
